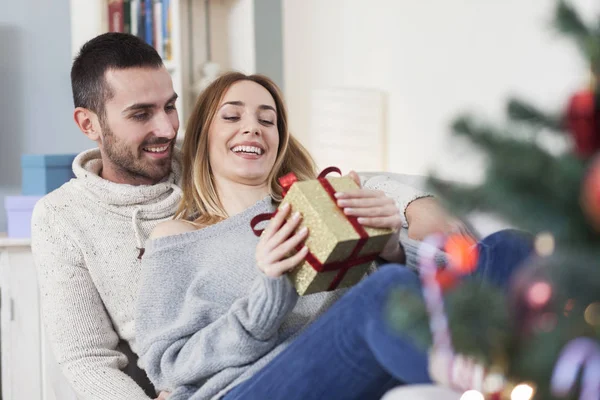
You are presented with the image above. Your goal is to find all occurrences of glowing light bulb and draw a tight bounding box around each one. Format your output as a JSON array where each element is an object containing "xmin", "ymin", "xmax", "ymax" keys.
[
  {"xmin": 584, "ymin": 302, "xmax": 600, "ymax": 326},
  {"xmin": 534, "ymin": 232, "xmax": 555, "ymax": 257},
  {"xmin": 511, "ymin": 383, "xmax": 535, "ymax": 400},
  {"xmin": 527, "ymin": 282, "xmax": 552, "ymax": 308},
  {"xmin": 460, "ymin": 390, "xmax": 485, "ymax": 400}
]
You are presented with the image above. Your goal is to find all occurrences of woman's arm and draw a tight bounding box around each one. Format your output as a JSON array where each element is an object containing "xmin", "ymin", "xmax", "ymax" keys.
[{"xmin": 135, "ymin": 223, "xmax": 299, "ymax": 391}]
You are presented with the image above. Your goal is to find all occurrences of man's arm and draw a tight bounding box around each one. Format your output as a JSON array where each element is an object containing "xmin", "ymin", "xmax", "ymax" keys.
[
  {"xmin": 359, "ymin": 173, "xmax": 470, "ymax": 240},
  {"xmin": 31, "ymin": 200, "xmax": 152, "ymax": 400}
]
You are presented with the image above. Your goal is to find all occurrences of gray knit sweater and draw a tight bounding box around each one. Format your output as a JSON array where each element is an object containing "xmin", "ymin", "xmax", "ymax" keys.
[{"xmin": 136, "ymin": 196, "xmax": 431, "ymax": 400}]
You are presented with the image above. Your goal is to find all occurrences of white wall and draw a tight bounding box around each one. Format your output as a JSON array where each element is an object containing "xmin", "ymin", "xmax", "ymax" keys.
[
  {"xmin": 1, "ymin": 0, "xmax": 92, "ymax": 232},
  {"xmin": 228, "ymin": 0, "xmax": 256, "ymax": 74},
  {"xmin": 283, "ymin": 0, "xmax": 599, "ymax": 179}
]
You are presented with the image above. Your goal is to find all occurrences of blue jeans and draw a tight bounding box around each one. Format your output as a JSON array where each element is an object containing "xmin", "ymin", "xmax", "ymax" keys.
[{"xmin": 223, "ymin": 229, "xmax": 533, "ymax": 400}]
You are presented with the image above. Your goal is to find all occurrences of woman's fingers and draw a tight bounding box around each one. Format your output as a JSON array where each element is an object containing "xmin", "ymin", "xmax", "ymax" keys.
[
  {"xmin": 268, "ymin": 226, "xmax": 309, "ymax": 264},
  {"xmin": 334, "ymin": 188, "xmax": 401, "ymax": 230},
  {"xmin": 256, "ymin": 205, "xmax": 310, "ymax": 277},
  {"xmin": 347, "ymin": 170, "xmax": 362, "ymax": 187},
  {"xmin": 337, "ymin": 196, "xmax": 392, "ymax": 209},
  {"xmin": 344, "ymin": 203, "xmax": 399, "ymax": 218},
  {"xmin": 268, "ymin": 246, "xmax": 309, "ymax": 276},
  {"xmin": 266, "ymin": 210, "xmax": 304, "ymax": 251},
  {"xmin": 261, "ymin": 202, "xmax": 291, "ymax": 240},
  {"xmin": 335, "ymin": 188, "xmax": 384, "ymax": 200},
  {"xmin": 357, "ymin": 215, "xmax": 403, "ymax": 230}
]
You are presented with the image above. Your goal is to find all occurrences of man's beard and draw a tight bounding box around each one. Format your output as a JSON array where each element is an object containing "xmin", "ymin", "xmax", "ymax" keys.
[{"xmin": 100, "ymin": 119, "xmax": 173, "ymax": 184}]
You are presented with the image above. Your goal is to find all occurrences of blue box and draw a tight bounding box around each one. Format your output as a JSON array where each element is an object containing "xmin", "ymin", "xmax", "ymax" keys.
[
  {"xmin": 4, "ymin": 196, "xmax": 43, "ymax": 238},
  {"xmin": 21, "ymin": 154, "xmax": 76, "ymax": 195}
]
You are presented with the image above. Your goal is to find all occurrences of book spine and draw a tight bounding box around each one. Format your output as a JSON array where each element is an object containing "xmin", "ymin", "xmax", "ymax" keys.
[
  {"xmin": 108, "ymin": 0, "xmax": 124, "ymax": 33},
  {"xmin": 153, "ymin": 0, "xmax": 164, "ymax": 58},
  {"xmin": 138, "ymin": 0, "xmax": 146, "ymax": 40},
  {"xmin": 162, "ymin": 0, "xmax": 170, "ymax": 59},
  {"xmin": 144, "ymin": 0, "xmax": 154, "ymax": 46},
  {"xmin": 123, "ymin": 0, "xmax": 131, "ymax": 34},
  {"xmin": 130, "ymin": 0, "xmax": 139, "ymax": 36},
  {"xmin": 164, "ymin": 0, "xmax": 172, "ymax": 60}
]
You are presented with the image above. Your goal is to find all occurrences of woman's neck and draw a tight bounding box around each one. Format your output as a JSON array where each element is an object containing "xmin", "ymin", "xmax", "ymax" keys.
[{"xmin": 215, "ymin": 178, "xmax": 271, "ymax": 217}]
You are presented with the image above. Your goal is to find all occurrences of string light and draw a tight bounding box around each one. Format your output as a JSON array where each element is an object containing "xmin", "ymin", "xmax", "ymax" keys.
[
  {"xmin": 584, "ymin": 302, "xmax": 600, "ymax": 326},
  {"xmin": 460, "ymin": 390, "xmax": 485, "ymax": 400},
  {"xmin": 527, "ymin": 281, "xmax": 552, "ymax": 308},
  {"xmin": 534, "ymin": 232, "xmax": 555, "ymax": 257},
  {"xmin": 511, "ymin": 383, "xmax": 535, "ymax": 400},
  {"xmin": 483, "ymin": 372, "xmax": 506, "ymax": 394}
]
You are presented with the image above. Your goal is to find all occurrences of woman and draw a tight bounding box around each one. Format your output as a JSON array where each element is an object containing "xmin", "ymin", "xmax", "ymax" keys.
[{"xmin": 136, "ymin": 72, "xmax": 532, "ymax": 400}]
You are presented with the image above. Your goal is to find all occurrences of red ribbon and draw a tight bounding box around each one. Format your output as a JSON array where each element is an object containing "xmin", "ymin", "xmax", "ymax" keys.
[{"xmin": 250, "ymin": 167, "xmax": 377, "ymax": 291}]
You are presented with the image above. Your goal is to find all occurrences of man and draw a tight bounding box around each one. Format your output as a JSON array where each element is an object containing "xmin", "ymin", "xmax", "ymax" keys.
[{"xmin": 31, "ymin": 32, "xmax": 460, "ymax": 400}]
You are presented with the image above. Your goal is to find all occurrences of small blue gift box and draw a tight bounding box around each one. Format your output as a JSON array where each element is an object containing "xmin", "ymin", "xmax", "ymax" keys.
[
  {"xmin": 21, "ymin": 154, "xmax": 76, "ymax": 195},
  {"xmin": 4, "ymin": 196, "xmax": 43, "ymax": 238}
]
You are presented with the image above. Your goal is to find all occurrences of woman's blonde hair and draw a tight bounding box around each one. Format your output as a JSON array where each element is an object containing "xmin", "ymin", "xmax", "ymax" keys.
[{"xmin": 175, "ymin": 72, "xmax": 317, "ymax": 225}]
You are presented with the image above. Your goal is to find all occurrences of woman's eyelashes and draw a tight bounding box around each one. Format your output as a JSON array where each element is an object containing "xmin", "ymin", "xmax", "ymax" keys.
[
  {"xmin": 221, "ymin": 114, "xmax": 275, "ymax": 126},
  {"xmin": 259, "ymin": 119, "xmax": 275, "ymax": 126}
]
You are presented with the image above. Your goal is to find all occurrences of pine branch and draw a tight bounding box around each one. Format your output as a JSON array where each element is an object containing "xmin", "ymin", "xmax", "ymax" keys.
[
  {"xmin": 445, "ymin": 115, "xmax": 598, "ymax": 243},
  {"xmin": 506, "ymin": 99, "xmax": 563, "ymax": 132},
  {"xmin": 554, "ymin": 1, "xmax": 599, "ymax": 65},
  {"xmin": 387, "ymin": 282, "xmax": 510, "ymax": 365},
  {"xmin": 555, "ymin": 1, "xmax": 590, "ymax": 38},
  {"xmin": 427, "ymin": 173, "xmax": 597, "ymax": 245}
]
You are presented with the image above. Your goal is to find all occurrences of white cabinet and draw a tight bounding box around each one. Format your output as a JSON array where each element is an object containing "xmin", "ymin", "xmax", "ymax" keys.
[{"xmin": 0, "ymin": 239, "xmax": 77, "ymax": 400}]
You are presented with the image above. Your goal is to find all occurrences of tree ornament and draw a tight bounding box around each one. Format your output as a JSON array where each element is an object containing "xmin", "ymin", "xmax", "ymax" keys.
[
  {"xmin": 581, "ymin": 155, "xmax": 600, "ymax": 230},
  {"xmin": 565, "ymin": 88, "xmax": 600, "ymax": 158}
]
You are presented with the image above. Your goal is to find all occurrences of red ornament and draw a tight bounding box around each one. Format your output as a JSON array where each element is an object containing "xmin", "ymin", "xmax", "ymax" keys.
[
  {"xmin": 444, "ymin": 234, "xmax": 479, "ymax": 275},
  {"xmin": 565, "ymin": 89, "xmax": 600, "ymax": 158},
  {"xmin": 581, "ymin": 155, "xmax": 600, "ymax": 230},
  {"xmin": 435, "ymin": 269, "xmax": 459, "ymax": 291}
]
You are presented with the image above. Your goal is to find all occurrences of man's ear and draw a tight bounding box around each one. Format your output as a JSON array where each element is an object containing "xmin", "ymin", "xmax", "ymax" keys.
[{"xmin": 74, "ymin": 107, "xmax": 101, "ymax": 141}]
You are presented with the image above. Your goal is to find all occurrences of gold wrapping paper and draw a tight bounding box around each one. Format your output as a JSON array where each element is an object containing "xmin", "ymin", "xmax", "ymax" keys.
[{"xmin": 281, "ymin": 176, "xmax": 393, "ymax": 295}]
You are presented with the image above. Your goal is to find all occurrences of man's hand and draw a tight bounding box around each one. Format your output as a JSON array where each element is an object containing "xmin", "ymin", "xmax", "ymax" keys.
[
  {"xmin": 405, "ymin": 197, "xmax": 474, "ymax": 241},
  {"xmin": 156, "ymin": 391, "xmax": 170, "ymax": 400}
]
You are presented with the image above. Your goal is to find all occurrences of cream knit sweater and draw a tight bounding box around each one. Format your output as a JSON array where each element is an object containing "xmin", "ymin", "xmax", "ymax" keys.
[
  {"xmin": 31, "ymin": 149, "xmax": 183, "ymax": 400},
  {"xmin": 30, "ymin": 148, "xmax": 429, "ymax": 400}
]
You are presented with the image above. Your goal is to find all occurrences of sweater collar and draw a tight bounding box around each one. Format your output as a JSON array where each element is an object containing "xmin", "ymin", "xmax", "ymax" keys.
[{"xmin": 71, "ymin": 148, "xmax": 183, "ymax": 217}]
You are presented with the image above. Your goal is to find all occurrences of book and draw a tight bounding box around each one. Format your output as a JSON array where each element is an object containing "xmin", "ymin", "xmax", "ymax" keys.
[
  {"xmin": 163, "ymin": 0, "xmax": 172, "ymax": 60},
  {"xmin": 153, "ymin": 0, "xmax": 164, "ymax": 58},
  {"xmin": 144, "ymin": 0, "xmax": 154, "ymax": 46},
  {"xmin": 108, "ymin": 0, "xmax": 124, "ymax": 33},
  {"xmin": 130, "ymin": 0, "xmax": 139, "ymax": 36},
  {"xmin": 138, "ymin": 0, "xmax": 146, "ymax": 40},
  {"xmin": 123, "ymin": 0, "xmax": 131, "ymax": 34}
]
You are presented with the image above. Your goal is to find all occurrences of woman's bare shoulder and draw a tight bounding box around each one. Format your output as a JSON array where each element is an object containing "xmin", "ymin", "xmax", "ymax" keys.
[{"xmin": 149, "ymin": 219, "xmax": 200, "ymax": 240}]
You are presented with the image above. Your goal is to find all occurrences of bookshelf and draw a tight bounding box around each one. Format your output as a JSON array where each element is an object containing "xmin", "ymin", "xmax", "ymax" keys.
[{"xmin": 69, "ymin": 0, "xmax": 184, "ymax": 127}]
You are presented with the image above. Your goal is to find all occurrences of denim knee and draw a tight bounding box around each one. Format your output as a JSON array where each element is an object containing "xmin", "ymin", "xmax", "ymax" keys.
[
  {"xmin": 360, "ymin": 264, "xmax": 421, "ymax": 295},
  {"xmin": 480, "ymin": 229, "xmax": 534, "ymax": 250}
]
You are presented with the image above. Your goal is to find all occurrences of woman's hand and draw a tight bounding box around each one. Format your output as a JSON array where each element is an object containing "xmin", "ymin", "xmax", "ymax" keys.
[
  {"xmin": 335, "ymin": 171, "xmax": 405, "ymax": 263},
  {"xmin": 256, "ymin": 203, "xmax": 309, "ymax": 277}
]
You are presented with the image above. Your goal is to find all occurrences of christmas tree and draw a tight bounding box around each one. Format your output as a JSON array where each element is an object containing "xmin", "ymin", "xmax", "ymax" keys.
[{"xmin": 388, "ymin": 1, "xmax": 600, "ymax": 399}]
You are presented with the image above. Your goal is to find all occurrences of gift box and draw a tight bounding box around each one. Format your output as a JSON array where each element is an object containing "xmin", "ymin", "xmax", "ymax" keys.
[
  {"xmin": 252, "ymin": 168, "xmax": 393, "ymax": 295},
  {"xmin": 4, "ymin": 196, "xmax": 43, "ymax": 238},
  {"xmin": 21, "ymin": 154, "xmax": 77, "ymax": 195}
]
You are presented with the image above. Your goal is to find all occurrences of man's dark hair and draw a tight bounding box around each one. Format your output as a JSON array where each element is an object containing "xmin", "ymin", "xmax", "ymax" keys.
[{"xmin": 71, "ymin": 32, "xmax": 164, "ymax": 117}]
